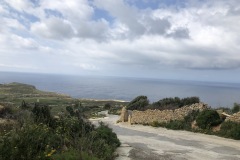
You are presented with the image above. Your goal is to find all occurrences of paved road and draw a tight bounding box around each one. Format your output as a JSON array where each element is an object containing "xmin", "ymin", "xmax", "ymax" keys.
[{"xmin": 91, "ymin": 114, "xmax": 240, "ymax": 160}]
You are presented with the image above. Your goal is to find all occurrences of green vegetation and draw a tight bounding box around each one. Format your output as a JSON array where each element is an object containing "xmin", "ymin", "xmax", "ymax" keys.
[
  {"xmin": 232, "ymin": 103, "xmax": 240, "ymax": 114},
  {"xmin": 218, "ymin": 121, "xmax": 240, "ymax": 140},
  {"xmin": 103, "ymin": 103, "xmax": 112, "ymax": 110},
  {"xmin": 196, "ymin": 109, "xmax": 222, "ymax": 129},
  {"xmin": 0, "ymin": 104, "xmax": 120, "ymax": 160},
  {"xmin": 149, "ymin": 97, "xmax": 200, "ymax": 110},
  {"xmin": 147, "ymin": 108, "xmax": 240, "ymax": 140},
  {"xmin": 126, "ymin": 95, "xmax": 199, "ymax": 111},
  {"xmin": 108, "ymin": 108, "xmax": 121, "ymax": 115},
  {"xmin": 0, "ymin": 83, "xmax": 122, "ymax": 160},
  {"xmin": 0, "ymin": 83, "xmax": 128, "ymax": 117},
  {"xmin": 126, "ymin": 95, "xmax": 149, "ymax": 110},
  {"xmin": 149, "ymin": 110, "xmax": 200, "ymax": 130}
]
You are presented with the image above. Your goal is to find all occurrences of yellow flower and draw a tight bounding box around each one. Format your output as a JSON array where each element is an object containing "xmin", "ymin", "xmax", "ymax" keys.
[{"xmin": 46, "ymin": 149, "xmax": 56, "ymax": 157}]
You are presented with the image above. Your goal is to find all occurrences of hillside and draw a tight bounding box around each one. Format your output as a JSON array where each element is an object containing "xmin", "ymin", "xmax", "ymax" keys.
[{"xmin": 0, "ymin": 82, "xmax": 127, "ymax": 115}]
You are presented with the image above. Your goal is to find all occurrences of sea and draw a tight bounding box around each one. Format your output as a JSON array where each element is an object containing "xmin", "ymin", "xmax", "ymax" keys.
[{"xmin": 0, "ymin": 71, "xmax": 240, "ymax": 108}]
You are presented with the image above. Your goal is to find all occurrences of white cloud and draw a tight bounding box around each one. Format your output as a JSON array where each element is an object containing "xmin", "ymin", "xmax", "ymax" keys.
[
  {"xmin": 40, "ymin": 0, "xmax": 93, "ymax": 21},
  {"xmin": 5, "ymin": 0, "xmax": 34, "ymax": 12},
  {"xmin": 0, "ymin": 63, "xmax": 38, "ymax": 69},
  {"xmin": 31, "ymin": 17, "xmax": 74, "ymax": 39},
  {"xmin": 1, "ymin": 0, "xmax": 240, "ymax": 80},
  {"xmin": 73, "ymin": 63, "xmax": 99, "ymax": 71}
]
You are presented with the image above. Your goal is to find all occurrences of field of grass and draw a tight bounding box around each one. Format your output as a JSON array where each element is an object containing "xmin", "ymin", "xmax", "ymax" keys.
[{"xmin": 0, "ymin": 82, "xmax": 128, "ymax": 116}]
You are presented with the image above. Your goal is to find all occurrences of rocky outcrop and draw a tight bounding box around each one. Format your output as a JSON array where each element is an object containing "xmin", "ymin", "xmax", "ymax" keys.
[
  {"xmin": 225, "ymin": 112, "xmax": 240, "ymax": 123},
  {"xmin": 120, "ymin": 103, "xmax": 208, "ymax": 124}
]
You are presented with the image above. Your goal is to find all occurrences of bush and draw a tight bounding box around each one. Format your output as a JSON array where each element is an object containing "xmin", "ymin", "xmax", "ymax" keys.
[
  {"xmin": 232, "ymin": 103, "xmax": 240, "ymax": 114},
  {"xmin": 218, "ymin": 121, "xmax": 240, "ymax": 140},
  {"xmin": 196, "ymin": 110, "xmax": 222, "ymax": 129},
  {"xmin": 127, "ymin": 95, "xmax": 149, "ymax": 110},
  {"xmin": 51, "ymin": 149, "xmax": 99, "ymax": 160},
  {"xmin": 66, "ymin": 106, "xmax": 75, "ymax": 116},
  {"xmin": 149, "ymin": 97, "xmax": 200, "ymax": 110},
  {"xmin": 180, "ymin": 97, "xmax": 200, "ymax": 107},
  {"xmin": 0, "ymin": 103, "xmax": 120, "ymax": 160},
  {"xmin": 94, "ymin": 122, "xmax": 120, "ymax": 148},
  {"xmin": 183, "ymin": 110, "xmax": 200, "ymax": 130},
  {"xmin": 0, "ymin": 105, "xmax": 15, "ymax": 118},
  {"xmin": 0, "ymin": 123, "xmax": 58, "ymax": 160},
  {"xmin": 165, "ymin": 120, "xmax": 185, "ymax": 130},
  {"xmin": 108, "ymin": 108, "xmax": 121, "ymax": 115},
  {"xmin": 150, "ymin": 121, "xmax": 167, "ymax": 127},
  {"xmin": 103, "ymin": 103, "xmax": 112, "ymax": 110}
]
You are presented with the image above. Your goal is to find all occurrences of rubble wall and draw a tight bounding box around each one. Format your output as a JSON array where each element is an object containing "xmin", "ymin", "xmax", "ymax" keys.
[
  {"xmin": 130, "ymin": 103, "xmax": 208, "ymax": 124},
  {"xmin": 225, "ymin": 112, "xmax": 240, "ymax": 123}
]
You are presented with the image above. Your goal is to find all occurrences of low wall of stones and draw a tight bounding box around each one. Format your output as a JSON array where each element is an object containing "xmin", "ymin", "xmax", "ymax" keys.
[
  {"xmin": 225, "ymin": 112, "xmax": 240, "ymax": 123},
  {"xmin": 129, "ymin": 103, "xmax": 208, "ymax": 124}
]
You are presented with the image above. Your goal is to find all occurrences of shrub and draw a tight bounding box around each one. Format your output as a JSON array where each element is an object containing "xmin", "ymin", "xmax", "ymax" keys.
[
  {"xmin": 127, "ymin": 95, "xmax": 149, "ymax": 110},
  {"xmin": 0, "ymin": 103, "xmax": 120, "ymax": 160},
  {"xmin": 0, "ymin": 123, "xmax": 58, "ymax": 160},
  {"xmin": 218, "ymin": 121, "xmax": 240, "ymax": 140},
  {"xmin": 0, "ymin": 105, "xmax": 14, "ymax": 118},
  {"xmin": 180, "ymin": 97, "xmax": 200, "ymax": 107},
  {"xmin": 66, "ymin": 106, "xmax": 75, "ymax": 116},
  {"xmin": 104, "ymin": 103, "xmax": 112, "ymax": 110},
  {"xmin": 149, "ymin": 121, "xmax": 166, "ymax": 127},
  {"xmin": 232, "ymin": 103, "xmax": 240, "ymax": 114},
  {"xmin": 95, "ymin": 122, "xmax": 120, "ymax": 148},
  {"xmin": 108, "ymin": 108, "xmax": 121, "ymax": 115},
  {"xmin": 148, "ymin": 96, "xmax": 200, "ymax": 110},
  {"xmin": 196, "ymin": 110, "xmax": 222, "ymax": 129},
  {"xmin": 183, "ymin": 110, "xmax": 200, "ymax": 130},
  {"xmin": 51, "ymin": 149, "xmax": 99, "ymax": 160},
  {"xmin": 165, "ymin": 120, "xmax": 185, "ymax": 130}
]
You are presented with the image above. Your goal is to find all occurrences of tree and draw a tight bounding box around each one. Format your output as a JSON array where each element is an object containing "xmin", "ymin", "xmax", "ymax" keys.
[
  {"xmin": 103, "ymin": 103, "xmax": 111, "ymax": 110},
  {"xmin": 32, "ymin": 103, "xmax": 54, "ymax": 127},
  {"xmin": 66, "ymin": 106, "xmax": 75, "ymax": 116},
  {"xmin": 127, "ymin": 95, "xmax": 149, "ymax": 110},
  {"xmin": 232, "ymin": 103, "xmax": 240, "ymax": 114},
  {"xmin": 20, "ymin": 100, "xmax": 30, "ymax": 110},
  {"xmin": 180, "ymin": 97, "xmax": 200, "ymax": 107}
]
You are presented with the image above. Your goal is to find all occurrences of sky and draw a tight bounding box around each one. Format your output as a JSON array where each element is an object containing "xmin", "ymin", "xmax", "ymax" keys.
[{"xmin": 0, "ymin": 0, "xmax": 240, "ymax": 82}]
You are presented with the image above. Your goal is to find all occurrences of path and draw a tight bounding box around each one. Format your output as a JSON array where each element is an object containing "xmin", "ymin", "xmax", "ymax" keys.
[{"xmin": 91, "ymin": 114, "xmax": 240, "ymax": 160}]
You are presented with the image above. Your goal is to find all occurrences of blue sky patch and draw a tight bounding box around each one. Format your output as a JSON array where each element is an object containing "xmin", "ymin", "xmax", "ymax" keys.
[{"xmin": 92, "ymin": 7, "xmax": 114, "ymax": 23}]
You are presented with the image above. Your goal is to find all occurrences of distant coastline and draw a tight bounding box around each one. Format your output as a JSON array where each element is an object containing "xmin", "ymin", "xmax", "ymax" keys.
[
  {"xmin": 78, "ymin": 98, "xmax": 129, "ymax": 103},
  {"xmin": 1, "ymin": 71, "xmax": 240, "ymax": 107}
]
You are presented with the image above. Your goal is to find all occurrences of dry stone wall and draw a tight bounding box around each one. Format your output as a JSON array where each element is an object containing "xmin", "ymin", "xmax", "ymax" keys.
[
  {"xmin": 129, "ymin": 103, "xmax": 208, "ymax": 124},
  {"xmin": 119, "ymin": 107, "xmax": 128, "ymax": 122},
  {"xmin": 225, "ymin": 112, "xmax": 240, "ymax": 123}
]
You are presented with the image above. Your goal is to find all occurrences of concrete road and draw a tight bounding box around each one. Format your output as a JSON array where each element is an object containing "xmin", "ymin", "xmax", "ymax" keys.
[{"xmin": 91, "ymin": 114, "xmax": 240, "ymax": 160}]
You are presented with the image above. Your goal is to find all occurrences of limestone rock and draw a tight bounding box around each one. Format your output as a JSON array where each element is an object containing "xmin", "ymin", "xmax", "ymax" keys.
[
  {"xmin": 225, "ymin": 111, "xmax": 240, "ymax": 123},
  {"xmin": 119, "ymin": 107, "xmax": 128, "ymax": 122},
  {"xmin": 130, "ymin": 103, "xmax": 209, "ymax": 124}
]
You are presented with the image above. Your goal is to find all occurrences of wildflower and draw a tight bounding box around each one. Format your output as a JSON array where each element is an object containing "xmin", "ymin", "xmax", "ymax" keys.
[{"xmin": 46, "ymin": 149, "xmax": 56, "ymax": 157}]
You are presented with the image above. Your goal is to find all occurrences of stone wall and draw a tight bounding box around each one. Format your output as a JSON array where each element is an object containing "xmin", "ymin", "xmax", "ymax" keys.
[
  {"xmin": 129, "ymin": 103, "xmax": 208, "ymax": 124},
  {"xmin": 119, "ymin": 107, "xmax": 129, "ymax": 122},
  {"xmin": 225, "ymin": 112, "xmax": 240, "ymax": 123}
]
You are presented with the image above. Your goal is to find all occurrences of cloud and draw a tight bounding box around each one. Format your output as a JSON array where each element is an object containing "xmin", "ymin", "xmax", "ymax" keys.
[
  {"xmin": 76, "ymin": 19, "xmax": 110, "ymax": 40},
  {"xmin": 1, "ymin": 0, "xmax": 240, "ymax": 80},
  {"xmin": 93, "ymin": 0, "xmax": 173, "ymax": 38},
  {"xmin": 5, "ymin": 0, "xmax": 34, "ymax": 12},
  {"xmin": 73, "ymin": 63, "xmax": 99, "ymax": 71},
  {"xmin": 167, "ymin": 27, "xmax": 190, "ymax": 39},
  {"xmin": 31, "ymin": 17, "xmax": 74, "ymax": 39}
]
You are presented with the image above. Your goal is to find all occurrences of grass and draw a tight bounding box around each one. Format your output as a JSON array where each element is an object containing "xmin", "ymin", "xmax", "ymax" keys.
[{"xmin": 0, "ymin": 82, "xmax": 128, "ymax": 117}]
